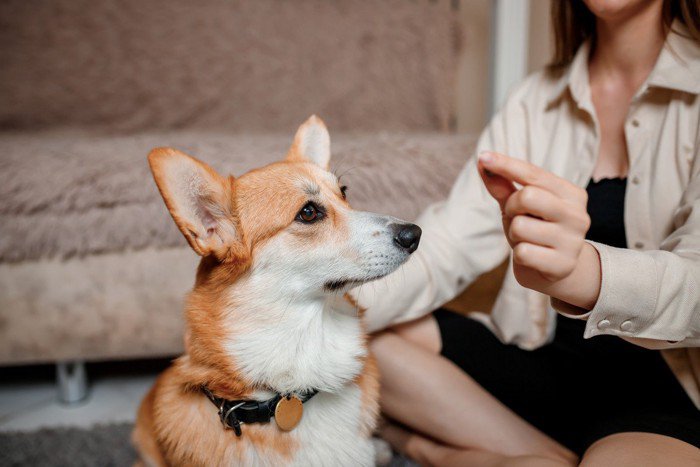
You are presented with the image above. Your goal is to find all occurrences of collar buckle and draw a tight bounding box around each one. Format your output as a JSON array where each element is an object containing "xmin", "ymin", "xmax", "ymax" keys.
[{"xmin": 218, "ymin": 401, "xmax": 245, "ymax": 436}]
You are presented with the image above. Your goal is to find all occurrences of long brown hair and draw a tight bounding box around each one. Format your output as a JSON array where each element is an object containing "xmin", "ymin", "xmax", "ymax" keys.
[{"xmin": 549, "ymin": 0, "xmax": 700, "ymax": 69}]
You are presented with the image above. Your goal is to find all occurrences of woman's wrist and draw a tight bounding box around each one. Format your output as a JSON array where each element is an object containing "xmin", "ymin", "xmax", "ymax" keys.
[{"xmin": 547, "ymin": 242, "xmax": 602, "ymax": 312}]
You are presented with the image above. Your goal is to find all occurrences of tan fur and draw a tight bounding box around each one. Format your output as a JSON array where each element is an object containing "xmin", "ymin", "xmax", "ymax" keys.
[
  {"xmin": 132, "ymin": 381, "xmax": 167, "ymax": 467},
  {"xmin": 349, "ymin": 292, "xmax": 381, "ymax": 438},
  {"xmin": 355, "ymin": 354, "xmax": 381, "ymax": 437},
  {"xmin": 133, "ymin": 118, "xmax": 380, "ymax": 465}
]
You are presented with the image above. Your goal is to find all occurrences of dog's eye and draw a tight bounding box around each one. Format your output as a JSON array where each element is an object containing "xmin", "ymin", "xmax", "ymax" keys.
[
  {"xmin": 296, "ymin": 202, "xmax": 323, "ymax": 223},
  {"xmin": 340, "ymin": 185, "xmax": 348, "ymax": 200}
]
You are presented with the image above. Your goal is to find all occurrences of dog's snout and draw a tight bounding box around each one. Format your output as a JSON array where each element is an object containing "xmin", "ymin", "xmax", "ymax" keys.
[{"xmin": 391, "ymin": 223, "xmax": 422, "ymax": 254}]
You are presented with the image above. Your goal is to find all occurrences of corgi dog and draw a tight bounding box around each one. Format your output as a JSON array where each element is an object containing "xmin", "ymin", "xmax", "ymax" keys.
[{"xmin": 132, "ymin": 116, "xmax": 421, "ymax": 466}]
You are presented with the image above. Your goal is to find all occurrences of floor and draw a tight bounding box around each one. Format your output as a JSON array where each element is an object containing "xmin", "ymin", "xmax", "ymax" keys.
[
  {"xmin": 0, "ymin": 361, "xmax": 165, "ymax": 432},
  {"xmin": 0, "ymin": 361, "xmax": 410, "ymax": 466}
]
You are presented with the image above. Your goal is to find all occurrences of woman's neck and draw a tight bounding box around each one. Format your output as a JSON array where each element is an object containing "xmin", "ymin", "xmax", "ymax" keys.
[{"xmin": 590, "ymin": 2, "xmax": 665, "ymax": 88}]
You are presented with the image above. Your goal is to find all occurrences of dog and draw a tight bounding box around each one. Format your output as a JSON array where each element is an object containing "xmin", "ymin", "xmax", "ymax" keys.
[{"xmin": 132, "ymin": 115, "xmax": 422, "ymax": 466}]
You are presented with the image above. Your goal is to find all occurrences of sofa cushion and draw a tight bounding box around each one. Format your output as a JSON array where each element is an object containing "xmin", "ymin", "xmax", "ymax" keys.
[
  {"xmin": 0, "ymin": 130, "xmax": 475, "ymax": 263},
  {"xmin": 0, "ymin": 0, "xmax": 458, "ymax": 133}
]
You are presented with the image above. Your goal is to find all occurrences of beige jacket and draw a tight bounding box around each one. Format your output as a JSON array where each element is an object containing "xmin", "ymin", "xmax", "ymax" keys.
[{"xmin": 356, "ymin": 26, "xmax": 700, "ymax": 407}]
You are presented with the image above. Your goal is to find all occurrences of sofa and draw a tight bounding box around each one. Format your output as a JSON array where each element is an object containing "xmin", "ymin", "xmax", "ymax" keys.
[{"xmin": 0, "ymin": 0, "xmax": 494, "ymax": 367}]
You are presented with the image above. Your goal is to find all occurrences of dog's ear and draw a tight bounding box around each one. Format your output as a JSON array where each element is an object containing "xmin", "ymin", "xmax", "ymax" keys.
[
  {"xmin": 285, "ymin": 115, "xmax": 331, "ymax": 170},
  {"xmin": 148, "ymin": 148, "xmax": 244, "ymax": 260}
]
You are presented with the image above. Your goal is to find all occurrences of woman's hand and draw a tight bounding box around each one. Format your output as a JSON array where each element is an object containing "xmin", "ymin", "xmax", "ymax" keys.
[{"xmin": 477, "ymin": 151, "xmax": 602, "ymax": 311}]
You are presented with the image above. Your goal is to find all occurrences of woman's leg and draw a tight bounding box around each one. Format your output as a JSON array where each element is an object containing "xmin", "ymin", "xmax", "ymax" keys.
[
  {"xmin": 381, "ymin": 421, "xmax": 573, "ymax": 467},
  {"xmin": 371, "ymin": 314, "xmax": 577, "ymax": 464},
  {"xmin": 580, "ymin": 432, "xmax": 700, "ymax": 466}
]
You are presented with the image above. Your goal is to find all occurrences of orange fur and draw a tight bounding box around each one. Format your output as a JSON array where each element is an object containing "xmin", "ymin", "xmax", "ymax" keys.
[
  {"xmin": 132, "ymin": 381, "xmax": 167, "ymax": 467},
  {"xmin": 144, "ymin": 367, "xmax": 297, "ymax": 465},
  {"xmin": 350, "ymin": 293, "xmax": 381, "ymax": 438},
  {"xmin": 355, "ymin": 354, "xmax": 381, "ymax": 437}
]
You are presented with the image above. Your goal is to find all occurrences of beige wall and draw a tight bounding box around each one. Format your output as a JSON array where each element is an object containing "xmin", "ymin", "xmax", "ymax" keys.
[
  {"xmin": 455, "ymin": 0, "xmax": 493, "ymax": 134},
  {"xmin": 455, "ymin": 0, "xmax": 553, "ymax": 134},
  {"xmin": 529, "ymin": 0, "xmax": 554, "ymax": 73}
]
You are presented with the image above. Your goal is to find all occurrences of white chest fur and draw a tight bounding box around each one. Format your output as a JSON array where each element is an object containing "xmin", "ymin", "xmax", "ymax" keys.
[
  {"xmin": 293, "ymin": 387, "xmax": 374, "ymax": 466},
  {"xmin": 240, "ymin": 387, "xmax": 374, "ymax": 467},
  {"xmin": 223, "ymin": 275, "xmax": 373, "ymax": 465},
  {"xmin": 225, "ymin": 296, "xmax": 366, "ymax": 394}
]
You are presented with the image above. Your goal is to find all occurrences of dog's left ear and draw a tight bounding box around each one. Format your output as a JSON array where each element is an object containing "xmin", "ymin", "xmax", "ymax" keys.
[{"xmin": 285, "ymin": 115, "xmax": 331, "ymax": 170}]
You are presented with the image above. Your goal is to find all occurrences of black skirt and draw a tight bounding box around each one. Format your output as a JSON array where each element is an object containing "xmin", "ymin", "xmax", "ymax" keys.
[{"xmin": 435, "ymin": 308, "xmax": 700, "ymax": 456}]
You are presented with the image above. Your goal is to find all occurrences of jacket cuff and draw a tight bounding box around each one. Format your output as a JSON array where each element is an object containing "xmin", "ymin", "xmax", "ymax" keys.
[{"xmin": 551, "ymin": 241, "xmax": 658, "ymax": 338}]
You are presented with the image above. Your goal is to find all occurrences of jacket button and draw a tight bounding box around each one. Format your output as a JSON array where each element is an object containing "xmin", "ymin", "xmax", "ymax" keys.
[
  {"xmin": 634, "ymin": 241, "xmax": 644, "ymax": 249},
  {"xmin": 620, "ymin": 320, "xmax": 633, "ymax": 331},
  {"xmin": 631, "ymin": 119, "xmax": 640, "ymax": 127},
  {"xmin": 597, "ymin": 319, "xmax": 611, "ymax": 330},
  {"xmin": 632, "ymin": 176, "xmax": 640, "ymax": 185}
]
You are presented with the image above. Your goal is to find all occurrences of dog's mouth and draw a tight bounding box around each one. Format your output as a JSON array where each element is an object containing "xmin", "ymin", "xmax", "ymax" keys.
[{"xmin": 323, "ymin": 273, "xmax": 388, "ymax": 292}]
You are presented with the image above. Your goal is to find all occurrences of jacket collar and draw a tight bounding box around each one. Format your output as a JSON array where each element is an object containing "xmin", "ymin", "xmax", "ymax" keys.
[
  {"xmin": 647, "ymin": 22, "xmax": 700, "ymax": 94},
  {"xmin": 546, "ymin": 20, "xmax": 700, "ymax": 109}
]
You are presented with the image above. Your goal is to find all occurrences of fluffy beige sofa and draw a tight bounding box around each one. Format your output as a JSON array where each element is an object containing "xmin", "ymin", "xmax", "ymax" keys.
[{"xmin": 0, "ymin": 0, "xmax": 482, "ymax": 366}]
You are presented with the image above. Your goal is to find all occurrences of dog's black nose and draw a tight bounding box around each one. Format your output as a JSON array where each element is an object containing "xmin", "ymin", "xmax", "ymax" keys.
[{"xmin": 392, "ymin": 223, "xmax": 422, "ymax": 253}]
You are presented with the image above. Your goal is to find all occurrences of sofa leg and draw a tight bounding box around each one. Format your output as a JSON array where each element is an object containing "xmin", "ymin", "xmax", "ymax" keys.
[{"xmin": 56, "ymin": 361, "xmax": 89, "ymax": 405}]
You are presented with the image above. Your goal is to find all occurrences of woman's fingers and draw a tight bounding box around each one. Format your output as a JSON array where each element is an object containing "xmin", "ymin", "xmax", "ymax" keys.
[
  {"xmin": 504, "ymin": 186, "xmax": 591, "ymax": 232},
  {"xmin": 477, "ymin": 160, "xmax": 516, "ymax": 212},
  {"xmin": 508, "ymin": 215, "xmax": 572, "ymax": 249},
  {"xmin": 508, "ymin": 215, "xmax": 585, "ymax": 265},
  {"xmin": 504, "ymin": 186, "xmax": 563, "ymax": 221},
  {"xmin": 478, "ymin": 152, "xmax": 586, "ymax": 206}
]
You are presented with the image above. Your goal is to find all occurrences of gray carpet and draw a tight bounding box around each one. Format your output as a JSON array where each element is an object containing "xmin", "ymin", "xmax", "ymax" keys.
[
  {"xmin": 0, "ymin": 423, "xmax": 137, "ymax": 467},
  {"xmin": 0, "ymin": 423, "xmax": 414, "ymax": 466}
]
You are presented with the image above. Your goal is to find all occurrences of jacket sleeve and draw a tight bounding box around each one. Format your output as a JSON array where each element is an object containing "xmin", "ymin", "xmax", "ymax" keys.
[
  {"xmin": 354, "ymin": 106, "xmax": 521, "ymax": 332},
  {"xmin": 554, "ymin": 156, "xmax": 700, "ymax": 349}
]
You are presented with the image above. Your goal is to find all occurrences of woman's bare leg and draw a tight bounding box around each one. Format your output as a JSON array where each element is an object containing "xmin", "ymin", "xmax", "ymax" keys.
[
  {"xmin": 580, "ymin": 432, "xmax": 700, "ymax": 466},
  {"xmin": 381, "ymin": 420, "xmax": 573, "ymax": 467},
  {"xmin": 371, "ymin": 314, "xmax": 576, "ymax": 464}
]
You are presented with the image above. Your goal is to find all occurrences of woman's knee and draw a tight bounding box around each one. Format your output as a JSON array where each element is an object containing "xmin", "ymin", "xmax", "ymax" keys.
[
  {"xmin": 388, "ymin": 313, "xmax": 442, "ymax": 354},
  {"xmin": 369, "ymin": 320, "xmax": 446, "ymax": 402},
  {"xmin": 368, "ymin": 329, "xmax": 400, "ymax": 358},
  {"xmin": 580, "ymin": 432, "xmax": 700, "ymax": 466}
]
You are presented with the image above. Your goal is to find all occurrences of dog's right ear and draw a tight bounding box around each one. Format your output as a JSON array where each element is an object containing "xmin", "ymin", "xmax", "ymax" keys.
[{"xmin": 148, "ymin": 148, "xmax": 244, "ymax": 261}]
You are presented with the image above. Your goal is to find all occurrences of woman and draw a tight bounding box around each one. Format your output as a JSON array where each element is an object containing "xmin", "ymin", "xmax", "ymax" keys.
[{"xmin": 356, "ymin": 1, "xmax": 700, "ymax": 465}]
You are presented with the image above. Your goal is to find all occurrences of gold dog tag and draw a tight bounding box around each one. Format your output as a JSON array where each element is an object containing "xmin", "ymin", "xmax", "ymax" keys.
[{"xmin": 275, "ymin": 395, "xmax": 303, "ymax": 431}]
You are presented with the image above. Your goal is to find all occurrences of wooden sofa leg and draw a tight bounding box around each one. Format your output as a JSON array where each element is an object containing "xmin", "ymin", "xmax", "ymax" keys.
[{"xmin": 56, "ymin": 361, "xmax": 88, "ymax": 405}]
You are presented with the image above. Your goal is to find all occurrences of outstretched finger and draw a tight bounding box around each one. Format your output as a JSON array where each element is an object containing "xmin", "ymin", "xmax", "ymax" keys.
[
  {"xmin": 478, "ymin": 151, "xmax": 581, "ymax": 204},
  {"xmin": 478, "ymin": 158, "xmax": 517, "ymax": 212}
]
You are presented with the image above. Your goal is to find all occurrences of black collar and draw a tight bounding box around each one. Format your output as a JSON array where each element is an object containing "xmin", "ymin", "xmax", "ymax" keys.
[{"xmin": 202, "ymin": 386, "xmax": 318, "ymax": 437}]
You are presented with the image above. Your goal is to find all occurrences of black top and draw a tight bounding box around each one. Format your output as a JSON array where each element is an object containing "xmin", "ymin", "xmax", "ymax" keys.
[{"xmin": 584, "ymin": 177, "xmax": 627, "ymax": 248}]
